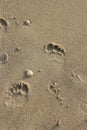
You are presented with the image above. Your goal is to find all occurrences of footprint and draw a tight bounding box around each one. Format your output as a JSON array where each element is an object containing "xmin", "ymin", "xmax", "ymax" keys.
[
  {"xmin": 8, "ymin": 81, "xmax": 29, "ymax": 97},
  {"xmin": 44, "ymin": 42, "xmax": 66, "ymax": 56},
  {"xmin": 5, "ymin": 81, "xmax": 29, "ymax": 109},
  {"xmin": 47, "ymin": 82, "xmax": 58, "ymax": 94},
  {"xmin": 0, "ymin": 53, "xmax": 8, "ymax": 64},
  {"xmin": 0, "ymin": 18, "xmax": 8, "ymax": 29}
]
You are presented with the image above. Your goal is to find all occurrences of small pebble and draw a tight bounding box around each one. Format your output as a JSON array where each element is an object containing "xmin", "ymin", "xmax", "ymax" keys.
[
  {"xmin": 4, "ymin": 101, "xmax": 9, "ymax": 106},
  {"xmin": 23, "ymin": 19, "xmax": 31, "ymax": 26},
  {"xmin": 25, "ymin": 69, "xmax": 33, "ymax": 78},
  {"xmin": 57, "ymin": 120, "xmax": 61, "ymax": 125}
]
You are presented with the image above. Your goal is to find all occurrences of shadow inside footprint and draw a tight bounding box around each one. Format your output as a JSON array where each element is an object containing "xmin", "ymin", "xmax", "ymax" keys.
[
  {"xmin": 47, "ymin": 82, "xmax": 58, "ymax": 94},
  {"xmin": 46, "ymin": 43, "xmax": 54, "ymax": 52},
  {"xmin": 8, "ymin": 81, "xmax": 29, "ymax": 97},
  {"xmin": 0, "ymin": 18, "xmax": 8, "ymax": 29},
  {"xmin": 44, "ymin": 42, "xmax": 66, "ymax": 56},
  {"xmin": 21, "ymin": 82, "xmax": 29, "ymax": 94}
]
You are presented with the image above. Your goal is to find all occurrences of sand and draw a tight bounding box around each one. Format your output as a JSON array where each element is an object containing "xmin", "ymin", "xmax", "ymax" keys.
[{"xmin": 0, "ymin": 0, "xmax": 87, "ymax": 130}]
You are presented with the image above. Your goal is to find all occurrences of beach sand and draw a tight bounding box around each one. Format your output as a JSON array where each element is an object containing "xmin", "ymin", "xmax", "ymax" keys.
[{"xmin": 0, "ymin": 0, "xmax": 87, "ymax": 130}]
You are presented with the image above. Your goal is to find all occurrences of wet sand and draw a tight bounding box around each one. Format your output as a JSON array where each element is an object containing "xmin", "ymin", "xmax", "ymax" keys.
[{"xmin": 0, "ymin": 0, "xmax": 87, "ymax": 130}]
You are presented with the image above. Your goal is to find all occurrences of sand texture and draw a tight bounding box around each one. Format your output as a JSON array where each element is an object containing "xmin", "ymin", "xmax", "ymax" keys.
[{"xmin": 0, "ymin": 0, "xmax": 87, "ymax": 130}]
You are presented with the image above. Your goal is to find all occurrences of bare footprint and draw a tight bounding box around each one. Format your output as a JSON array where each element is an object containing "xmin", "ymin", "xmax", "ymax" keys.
[
  {"xmin": 47, "ymin": 81, "xmax": 58, "ymax": 94},
  {"xmin": 44, "ymin": 42, "xmax": 66, "ymax": 56},
  {"xmin": 8, "ymin": 81, "xmax": 29, "ymax": 97},
  {"xmin": 5, "ymin": 81, "xmax": 30, "ymax": 109}
]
